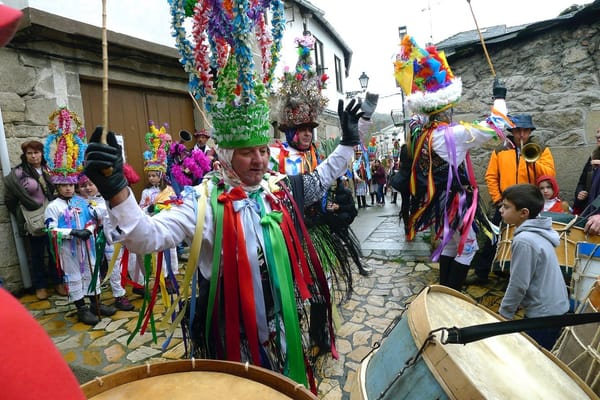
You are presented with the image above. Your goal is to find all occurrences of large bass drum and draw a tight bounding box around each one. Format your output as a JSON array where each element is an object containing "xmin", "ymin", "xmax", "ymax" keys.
[
  {"xmin": 351, "ymin": 285, "xmax": 597, "ymax": 399},
  {"xmin": 81, "ymin": 359, "xmax": 316, "ymax": 400}
]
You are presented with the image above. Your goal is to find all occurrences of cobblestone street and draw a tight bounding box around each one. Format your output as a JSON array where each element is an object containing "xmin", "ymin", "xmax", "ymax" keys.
[{"xmin": 17, "ymin": 203, "xmax": 507, "ymax": 399}]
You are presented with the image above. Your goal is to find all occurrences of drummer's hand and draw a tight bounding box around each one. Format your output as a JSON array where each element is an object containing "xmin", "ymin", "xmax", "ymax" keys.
[
  {"xmin": 584, "ymin": 214, "xmax": 600, "ymax": 235},
  {"xmin": 577, "ymin": 190, "xmax": 589, "ymax": 201}
]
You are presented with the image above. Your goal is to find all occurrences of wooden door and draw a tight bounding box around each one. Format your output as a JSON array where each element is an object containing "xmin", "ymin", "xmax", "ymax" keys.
[{"xmin": 80, "ymin": 80, "xmax": 195, "ymax": 199}]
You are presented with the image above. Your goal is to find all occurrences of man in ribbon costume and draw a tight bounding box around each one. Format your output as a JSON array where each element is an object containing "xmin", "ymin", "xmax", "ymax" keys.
[
  {"xmin": 84, "ymin": 0, "xmax": 362, "ymax": 392},
  {"xmin": 394, "ymin": 35, "xmax": 512, "ymax": 290},
  {"xmin": 271, "ymin": 34, "xmax": 375, "ymax": 280}
]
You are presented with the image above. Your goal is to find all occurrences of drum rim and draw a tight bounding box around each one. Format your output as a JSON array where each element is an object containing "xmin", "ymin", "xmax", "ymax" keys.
[
  {"xmin": 80, "ymin": 359, "xmax": 317, "ymax": 399},
  {"xmin": 408, "ymin": 285, "xmax": 599, "ymax": 400}
]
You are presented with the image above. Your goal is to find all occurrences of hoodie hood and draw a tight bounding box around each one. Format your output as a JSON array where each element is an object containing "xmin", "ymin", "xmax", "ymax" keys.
[
  {"xmin": 514, "ymin": 217, "xmax": 560, "ymax": 247},
  {"xmin": 536, "ymin": 174, "xmax": 559, "ymax": 197}
]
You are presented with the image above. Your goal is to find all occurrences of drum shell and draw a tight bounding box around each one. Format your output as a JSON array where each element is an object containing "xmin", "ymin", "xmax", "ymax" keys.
[
  {"xmin": 494, "ymin": 220, "xmax": 595, "ymax": 274},
  {"xmin": 80, "ymin": 359, "xmax": 316, "ymax": 400},
  {"xmin": 352, "ymin": 285, "xmax": 598, "ymax": 400},
  {"xmin": 573, "ymin": 243, "xmax": 600, "ymax": 305},
  {"xmin": 553, "ymin": 283, "xmax": 600, "ymax": 396}
]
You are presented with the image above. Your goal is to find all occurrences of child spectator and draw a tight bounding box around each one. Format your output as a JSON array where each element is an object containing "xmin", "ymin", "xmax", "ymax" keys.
[
  {"xmin": 536, "ymin": 175, "xmax": 570, "ymax": 213},
  {"xmin": 498, "ymin": 183, "xmax": 570, "ymax": 350},
  {"xmin": 78, "ymin": 174, "xmax": 134, "ymax": 311}
]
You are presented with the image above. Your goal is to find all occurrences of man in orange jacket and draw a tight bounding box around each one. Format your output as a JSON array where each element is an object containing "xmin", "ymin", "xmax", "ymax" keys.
[{"xmin": 469, "ymin": 114, "xmax": 556, "ymax": 284}]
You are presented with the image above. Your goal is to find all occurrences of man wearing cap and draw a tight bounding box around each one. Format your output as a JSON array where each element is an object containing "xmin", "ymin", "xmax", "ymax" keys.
[
  {"xmin": 469, "ymin": 113, "xmax": 557, "ymax": 284},
  {"xmin": 193, "ymin": 129, "xmax": 218, "ymax": 169}
]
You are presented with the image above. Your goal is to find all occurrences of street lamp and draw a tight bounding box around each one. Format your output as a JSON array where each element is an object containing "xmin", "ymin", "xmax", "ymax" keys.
[{"xmin": 345, "ymin": 71, "xmax": 369, "ymax": 99}]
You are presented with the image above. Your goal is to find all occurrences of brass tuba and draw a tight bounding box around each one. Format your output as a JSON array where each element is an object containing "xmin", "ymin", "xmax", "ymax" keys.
[{"xmin": 521, "ymin": 142, "xmax": 542, "ymax": 163}]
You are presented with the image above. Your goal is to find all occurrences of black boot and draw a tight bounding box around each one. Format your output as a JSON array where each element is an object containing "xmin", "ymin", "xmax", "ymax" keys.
[
  {"xmin": 438, "ymin": 255, "xmax": 453, "ymax": 286},
  {"xmin": 77, "ymin": 305, "xmax": 100, "ymax": 325},
  {"xmin": 362, "ymin": 196, "xmax": 370, "ymax": 207},
  {"xmin": 448, "ymin": 260, "xmax": 470, "ymax": 291},
  {"xmin": 88, "ymin": 296, "xmax": 117, "ymax": 316}
]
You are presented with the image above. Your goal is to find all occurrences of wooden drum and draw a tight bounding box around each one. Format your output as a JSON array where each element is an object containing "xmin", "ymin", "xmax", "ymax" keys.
[
  {"xmin": 553, "ymin": 281, "xmax": 600, "ymax": 396},
  {"xmin": 81, "ymin": 360, "xmax": 317, "ymax": 400},
  {"xmin": 351, "ymin": 285, "xmax": 598, "ymax": 399},
  {"xmin": 494, "ymin": 218, "xmax": 597, "ymax": 274}
]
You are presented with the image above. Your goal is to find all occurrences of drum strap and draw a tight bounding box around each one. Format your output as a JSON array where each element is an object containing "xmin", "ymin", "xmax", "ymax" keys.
[{"xmin": 443, "ymin": 312, "xmax": 600, "ymax": 345}]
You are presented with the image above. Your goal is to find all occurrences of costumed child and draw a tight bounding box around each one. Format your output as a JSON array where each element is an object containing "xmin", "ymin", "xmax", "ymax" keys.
[
  {"xmin": 394, "ymin": 35, "xmax": 513, "ymax": 291},
  {"xmin": 352, "ymin": 145, "xmax": 370, "ymax": 209},
  {"xmin": 44, "ymin": 109, "xmax": 116, "ymax": 325},
  {"xmin": 139, "ymin": 121, "xmax": 180, "ymax": 294},
  {"xmin": 78, "ymin": 173, "xmax": 135, "ymax": 311},
  {"xmin": 537, "ymin": 175, "xmax": 571, "ymax": 213}
]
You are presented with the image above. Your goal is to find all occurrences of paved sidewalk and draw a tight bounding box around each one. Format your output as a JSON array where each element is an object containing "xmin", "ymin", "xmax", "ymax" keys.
[{"xmin": 17, "ymin": 201, "xmax": 506, "ymax": 399}]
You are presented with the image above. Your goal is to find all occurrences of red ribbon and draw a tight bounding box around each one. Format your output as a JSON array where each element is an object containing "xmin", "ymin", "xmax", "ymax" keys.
[{"xmin": 218, "ymin": 187, "xmax": 260, "ymax": 364}]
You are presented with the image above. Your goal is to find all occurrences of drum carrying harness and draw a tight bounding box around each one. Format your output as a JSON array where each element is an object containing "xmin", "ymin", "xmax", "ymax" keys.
[{"xmin": 441, "ymin": 312, "xmax": 600, "ymax": 345}]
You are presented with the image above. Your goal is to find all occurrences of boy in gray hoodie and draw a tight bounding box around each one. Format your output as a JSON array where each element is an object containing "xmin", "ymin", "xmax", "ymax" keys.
[{"xmin": 498, "ymin": 183, "xmax": 569, "ymax": 350}]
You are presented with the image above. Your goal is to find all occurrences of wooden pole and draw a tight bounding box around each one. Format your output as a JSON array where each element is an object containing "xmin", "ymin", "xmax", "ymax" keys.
[
  {"xmin": 466, "ymin": 0, "xmax": 496, "ymax": 77},
  {"xmin": 188, "ymin": 92, "xmax": 212, "ymax": 129},
  {"xmin": 101, "ymin": 0, "xmax": 109, "ymax": 144}
]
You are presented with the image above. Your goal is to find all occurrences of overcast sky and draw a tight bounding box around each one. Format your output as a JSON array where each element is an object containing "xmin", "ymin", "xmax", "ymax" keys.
[{"xmin": 22, "ymin": 0, "xmax": 588, "ymax": 114}]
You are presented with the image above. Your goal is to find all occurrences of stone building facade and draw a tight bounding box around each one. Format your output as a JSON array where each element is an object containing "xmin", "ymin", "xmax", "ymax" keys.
[{"xmin": 439, "ymin": 3, "xmax": 600, "ymax": 208}]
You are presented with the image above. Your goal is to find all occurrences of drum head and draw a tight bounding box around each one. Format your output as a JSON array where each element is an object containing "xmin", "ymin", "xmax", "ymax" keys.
[
  {"xmin": 408, "ymin": 285, "xmax": 597, "ymax": 399},
  {"xmin": 81, "ymin": 360, "xmax": 316, "ymax": 400}
]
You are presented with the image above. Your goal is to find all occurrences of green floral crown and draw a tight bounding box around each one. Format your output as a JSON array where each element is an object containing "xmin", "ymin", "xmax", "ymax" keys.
[
  {"xmin": 210, "ymin": 56, "xmax": 271, "ymax": 149},
  {"xmin": 170, "ymin": 0, "xmax": 285, "ymax": 149}
]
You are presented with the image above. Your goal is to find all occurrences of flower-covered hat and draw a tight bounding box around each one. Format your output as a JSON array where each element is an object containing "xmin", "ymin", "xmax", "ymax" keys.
[
  {"xmin": 44, "ymin": 107, "xmax": 87, "ymax": 184},
  {"xmin": 394, "ymin": 35, "xmax": 462, "ymax": 116},
  {"xmin": 143, "ymin": 121, "xmax": 169, "ymax": 173},
  {"xmin": 277, "ymin": 34, "xmax": 328, "ymax": 132},
  {"xmin": 169, "ymin": 0, "xmax": 285, "ymax": 149}
]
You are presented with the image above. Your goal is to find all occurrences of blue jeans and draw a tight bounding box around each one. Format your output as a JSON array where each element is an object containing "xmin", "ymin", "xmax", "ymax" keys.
[
  {"xmin": 29, "ymin": 234, "xmax": 60, "ymax": 289},
  {"xmin": 376, "ymin": 183, "xmax": 385, "ymax": 204}
]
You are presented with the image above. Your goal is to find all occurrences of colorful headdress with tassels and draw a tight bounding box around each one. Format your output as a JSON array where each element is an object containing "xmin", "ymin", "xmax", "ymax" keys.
[
  {"xmin": 44, "ymin": 107, "xmax": 87, "ymax": 184},
  {"xmin": 169, "ymin": 0, "xmax": 285, "ymax": 149},
  {"xmin": 367, "ymin": 137, "xmax": 378, "ymax": 161},
  {"xmin": 277, "ymin": 34, "xmax": 329, "ymax": 132},
  {"xmin": 143, "ymin": 121, "xmax": 169, "ymax": 173},
  {"xmin": 394, "ymin": 35, "xmax": 462, "ymax": 116}
]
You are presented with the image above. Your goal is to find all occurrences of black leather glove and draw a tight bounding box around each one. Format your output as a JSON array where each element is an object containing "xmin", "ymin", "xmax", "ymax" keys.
[
  {"xmin": 84, "ymin": 126, "xmax": 129, "ymax": 200},
  {"xmin": 492, "ymin": 78, "xmax": 507, "ymax": 100},
  {"xmin": 338, "ymin": 99, "xmax": 364, "ymax": 146},
  {"xmin": 361, "ymin": 92, "xmax": 379, "ymax": 120},
  {"xmin": 70, "ymin": 229, "xmax": 92, "ymax": 241}
]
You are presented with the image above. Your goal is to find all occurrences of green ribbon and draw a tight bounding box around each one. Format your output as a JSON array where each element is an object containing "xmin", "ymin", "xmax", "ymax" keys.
[
  {"xmin": 205, "ymin": 182, "xmax": 224, "ymax": 347},
  {"xmin": 88, "ymin": 229, "xmax": 106, "ymax": 293},
  {"xmin": 261, "ymin": 211, "xmax": 307, "ymax": 387}
]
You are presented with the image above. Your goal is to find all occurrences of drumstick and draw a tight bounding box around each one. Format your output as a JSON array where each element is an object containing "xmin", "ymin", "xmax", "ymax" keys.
[{"xmin": 100, "ymin": 0, "xmax": 113, "ymax": 176}]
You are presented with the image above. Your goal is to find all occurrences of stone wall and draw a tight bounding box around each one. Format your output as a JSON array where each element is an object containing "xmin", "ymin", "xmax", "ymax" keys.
[
  {"xmin": 0, "ymin": 9, "xmax": 190, "ymax": 292},
  {"xmin": 447, "ymin": 20, "xmax": 600, "ymax": 208}
]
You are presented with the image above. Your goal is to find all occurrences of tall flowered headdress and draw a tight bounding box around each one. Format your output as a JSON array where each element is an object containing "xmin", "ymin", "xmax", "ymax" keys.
[
  {"xmin": 277, "ymin": 34, "xmax": 329, "ymax": 132},
  {"xmin": 366, "ymin": 137, "xmax": 378, "ymax": 161},
  {"xmin": 169, "ymin": 0, "xmax": 285, "ymax": 149},
  {"xmin": 394, "ymin": 35, "xmax": 462, "ymax": 116},
  {"xmin": 44, "ymin": 107, "xmax": 87, "ymax": 184},
  {"xmin": 143, "ymin": 121, "xmax": 169, "ymax": 173}
]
